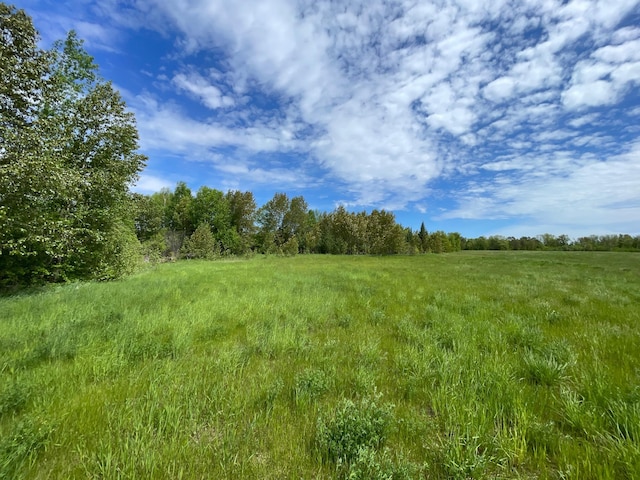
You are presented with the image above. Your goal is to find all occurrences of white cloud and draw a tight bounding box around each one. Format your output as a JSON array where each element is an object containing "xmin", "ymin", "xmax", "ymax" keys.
[
  {"xmin": 129, "ymin": 94, "xmax": 301, "ymax": 154},
  {"xmin": 563, "ymin": 80, "xmax": 618, "ymax": 109},
  {"xmin": 442, "ymin": 141, "xmax": 640, "ymax": 235},
  {"xmin": 594, "ymin": 38, "xmax": 640, "ymax": 63},
  {"xmin": 484, "ymin": 77, "xmax": 516, "ymax": 102},
  {"xmin": 562, "ymin": 35, "xmax": 640, "ymax": 110},
  {"xmin": 133, "ymin": 174, "xmax": 174, "ymax": 193},
  {"xmin": 172, "ymin": 71, "xmax": 234, "ymax": 109}
]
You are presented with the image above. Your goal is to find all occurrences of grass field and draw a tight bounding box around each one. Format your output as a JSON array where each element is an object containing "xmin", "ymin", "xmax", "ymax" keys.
[{"xmin": 1, "ymin": 252, "xmax": 639, "ymax": 479}]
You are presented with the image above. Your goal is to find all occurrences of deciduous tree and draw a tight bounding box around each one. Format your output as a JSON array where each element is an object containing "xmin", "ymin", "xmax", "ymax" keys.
[{"xmin": 1, "ymin": 6, "xmax": 146, "ymax": 285}]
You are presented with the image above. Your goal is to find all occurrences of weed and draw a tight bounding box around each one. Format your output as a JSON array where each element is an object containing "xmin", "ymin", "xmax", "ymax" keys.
[
  {"xmin": 294, "ymin": 368, "xmax": 331, "ymax": 406},
  {"xmin": 316, "ymin": 396, "xmax": 394, "ymax": 464},
  {"xmin": 520, "ymin": 351, "xmax": 569, "ymax": 386},
  {"xmin": 0, "ymin": 417, "xmax": 52, "ymax": 478},
  {"xmin": 0, "ymin": 380, "xmax": 31, "ymax": 417},
  {"xmin": 339, "ymin": 446, "xmax": 422, "ymax": 480},
  {"xmin": 439, "ymin": 433, "xmax": 493, "ymax": 479}
]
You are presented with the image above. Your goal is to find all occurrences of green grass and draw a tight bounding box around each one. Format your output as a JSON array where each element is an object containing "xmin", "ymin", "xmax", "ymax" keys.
[{"xmin": 1, "ymin": 252, "xmax": 639, "ymax": 479}]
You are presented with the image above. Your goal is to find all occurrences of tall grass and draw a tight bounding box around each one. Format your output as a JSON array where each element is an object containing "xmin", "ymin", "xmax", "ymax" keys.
[{"xmin": 1, "ymin": 252, "xmax": 639, "ymax": 478}]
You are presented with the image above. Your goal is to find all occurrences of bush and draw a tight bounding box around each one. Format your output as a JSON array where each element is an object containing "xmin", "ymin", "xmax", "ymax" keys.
[
  {"xmin": 141, "ymin": 230, "xmax": 169, "ymax": 263},
  {"xmin": 316, "ymin": 396, "xmax": 393, "ymax": 464},
  {"xmin": 342, "ymin": 447, "xmax": 419, "ymax": 480}
]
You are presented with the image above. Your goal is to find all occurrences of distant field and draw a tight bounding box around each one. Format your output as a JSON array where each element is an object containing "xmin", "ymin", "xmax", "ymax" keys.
[{"xmin": 1, "ymin": 252, "xmax": 639, "ymax": 479}]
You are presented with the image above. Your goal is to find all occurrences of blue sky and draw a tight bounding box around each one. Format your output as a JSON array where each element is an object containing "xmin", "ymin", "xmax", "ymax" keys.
[{"xmin": 15, "ymin": 0, "xmax": 640, "ymax": 238}]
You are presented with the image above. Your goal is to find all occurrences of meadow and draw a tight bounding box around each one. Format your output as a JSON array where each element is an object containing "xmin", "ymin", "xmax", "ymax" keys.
[{"xmin": 1, "ymin": 252, "xmax": 639, "ymax": 479}]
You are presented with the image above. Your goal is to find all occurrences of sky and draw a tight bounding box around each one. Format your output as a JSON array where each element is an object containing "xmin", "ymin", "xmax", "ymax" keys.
[{"xmin": 13, "ymin": 0, "xmax": 640, "ymax": 238}]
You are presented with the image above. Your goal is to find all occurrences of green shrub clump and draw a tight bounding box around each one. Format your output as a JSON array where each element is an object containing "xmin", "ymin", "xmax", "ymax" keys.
[{"xmin": 316, "ymin": 396, "xmax": 393, "ymax": 464}]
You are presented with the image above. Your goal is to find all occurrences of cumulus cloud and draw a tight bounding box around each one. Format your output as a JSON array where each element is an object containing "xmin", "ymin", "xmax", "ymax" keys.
[
  {"xmin": 32, "ymin": 0, "xmax": 640, "ymax": 234},
  {"xmin": 442, "ymin": 141, "xmax": 640, "ymax": 235},
  {"xmin": 172, "ymin": 71, "xmax": 234, "ymax": 109},
  {"xmin": 133, "ymin": 173, "xmax": 174, "ymax": 193}
]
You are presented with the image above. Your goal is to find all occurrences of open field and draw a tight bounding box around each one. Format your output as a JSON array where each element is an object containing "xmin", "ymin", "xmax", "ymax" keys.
[{"xmin": 1, "ymin": 252, "xmax": 639, "ymax": 479}]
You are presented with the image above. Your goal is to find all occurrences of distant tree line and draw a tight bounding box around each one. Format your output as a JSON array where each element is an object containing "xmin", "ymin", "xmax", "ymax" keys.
[
  {"xmin": 135, "ymin": 182, "xmax": 640, "ymax": 261},
  {"xmin": 461, "ymin": 234, "xmax": 640, "ymax": 252}
]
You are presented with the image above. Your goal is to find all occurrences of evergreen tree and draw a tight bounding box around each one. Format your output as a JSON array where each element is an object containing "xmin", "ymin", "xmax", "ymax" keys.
[
  {"xmin": 418, "ymin": 222, "xmax": 429, "ymax": 253},
  {"xmin": 181, "ymin": 222, "xmax": 218, "ymax": 259}
]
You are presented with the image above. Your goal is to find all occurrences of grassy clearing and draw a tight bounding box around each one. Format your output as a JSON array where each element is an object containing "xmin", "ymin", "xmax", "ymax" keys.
[{"xmin": 1, "ymin": 252, "xmax": 639, "ymax": 479}]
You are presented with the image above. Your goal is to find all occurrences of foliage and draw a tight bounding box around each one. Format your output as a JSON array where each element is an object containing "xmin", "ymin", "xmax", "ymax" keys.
[
  {"xmin": 341, "ymin": 447, "xmax": 420, "ymax": 480},
  {"xmin": 281, "ymin": 235, "xmax": 299, "ymax": 256},
  {"xmin": 226, "ymin": 189, "xmax": 257, "ymax": 253},
  {"xmin": 180, "ymin": 222, "xmax": 218, "ymax": 259},
  {"xmin": 134, "ymin": 182, "xmax": 640, "ymax": 262},
  {"xmin": 462, "ymin": 233, "xmax": 640, "ymax": 251},
  {"xmin": 0, "ymin": 5, "xmax": 145, "ymax": 286},
  {"xmin": 316, "ymin": 396, "xmax": 393, "ymax": 464}
]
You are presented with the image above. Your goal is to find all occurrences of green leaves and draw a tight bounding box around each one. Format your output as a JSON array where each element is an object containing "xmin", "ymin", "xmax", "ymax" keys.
[
  {"xmin": 0, "ymin": 5, "xmax": 146, "ymax": 286},
  {"xmin": 316, "ymin": 396, "xmax": 394, "ymax": 464}
]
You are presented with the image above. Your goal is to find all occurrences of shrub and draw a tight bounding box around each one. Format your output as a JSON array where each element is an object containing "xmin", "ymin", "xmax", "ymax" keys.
[
  {"xmin": 282, "ymin": 236, "xmax": 299, "ymax": 256},
  {"xmin": 141, "ymin": 230, "xmax": 169, "ymax": 263},
  {"xmin": 341, "ymin": 446, "xmax": 419, "ymax": 480},
  {"xmin": 316, "ymin": 396, "xmax": 393, "ymax": 464}
]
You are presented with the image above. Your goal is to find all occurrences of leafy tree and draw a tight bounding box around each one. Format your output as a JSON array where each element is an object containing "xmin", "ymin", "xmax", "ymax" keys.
[
  {"xmin": 475, "ymin": 236, "xmax": 489, "ymax": 250},
  {"xmin": 405, "ymin": 227, "xmax": 419, "ymax": 254},
  {"xmin": 487, "ymin": 236, "xmax": 508, "ymax": 250},
  {"xmin": 1, "ymin": 6, "xmax": 146, "ymax": 285},
  {"xmin": 190, "ymin": 186, "xmax": 239, "ymax": 253},
  {"xmin": 316, "ymin": 211, "xmax": 341, "ymax": 254},
  {"xmin": 367, "ymin": 210, "xmax": 404, "ymax": 255},
  {"xmin": 191, "ymin": 187, "xmax": 227, "ymax": 233},
  {"xmin": 226, "ymin": 190, "xmax": 257, "ymax": 253},
  {"xmin": 302, "ymin": 210, "xmax": 319, "ymax": 253},
  {"xmin": 256, "ymin": 192, "xmax": 290, "ymax": 252},
  {"xmin": 281, "ymin": 235, "xmax": 299, "ymax": 256},
  {"xmin": 429, "ymin": 231, "xmax": 450, "ymax": 254},
  {"xmin": 282, "ymin": 196, "xmax": 309, "ymax": 252},
  {"xmin": 166, "ymin": 182, "xmax": 193, "ymax": 235},
  {"xmin": 331, "ymin": 206, "xmax": 363, "ymax": 254},
  {"xmin": 447, "ymin": 232, "xmax": 462, "ymax": 252},
  {"xmin": 1, "ymin": 4, "xmax": 52, "ymax": 284},
  {"xmin": 133, "ymin": 193, "xmax": 164, "ymax": 242}
]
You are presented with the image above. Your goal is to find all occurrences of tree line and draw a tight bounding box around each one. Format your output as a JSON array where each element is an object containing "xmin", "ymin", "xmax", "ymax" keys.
[
  {"xmin": 133, "ymin": 185, "xmax": 425, "ymax": 258},
  {"xmin": 135, "ymin": 182, "xmax": 640, "ymax": 260},
  {"xmin": 133, "ymin": 182, "xmax": 471, "ymax": 259},
  {"xmin": 461, "ymin": 234, "xmax": 640, "ymax": 252}
]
